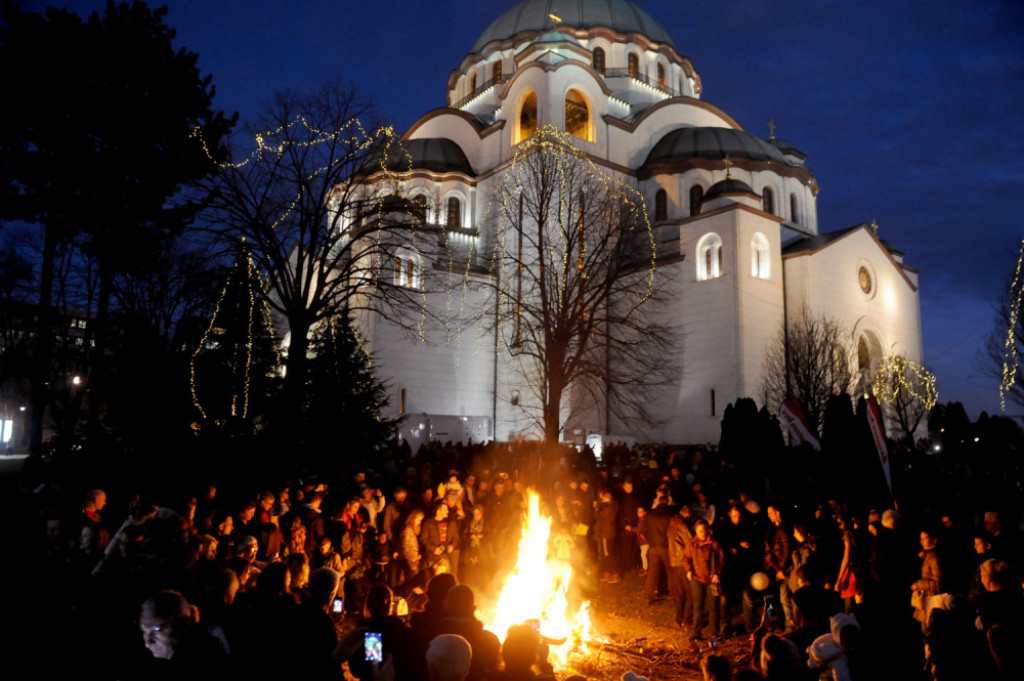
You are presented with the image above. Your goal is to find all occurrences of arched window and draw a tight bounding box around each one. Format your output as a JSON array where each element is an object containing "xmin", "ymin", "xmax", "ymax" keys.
[
  {"xmin": 689, "ymin": 184, "xmax": 704, "ymax": 216},
  {"xmin": 790, "ymin": 192, "xmax": 799, "ymax": 224},
  {"xmin": 492, "ymin": 60, "xmax": 502, "ymax": 84},
  {"xmin": 628, "ymin": 53, "xmax": 640, "ymax": 78},
  {"xmin": 446, "ymin": 196, "xmax": 461, "ymax": 227},
  {"xmin": 592, "ymin": 47, "xmax": 605, "ymax": 75},
  {"xmin": 657, "ymin": 63, "xmax": 666, "ymax": 90},
  {"xmin": 696, "ymin": 233, "xmax": 723, "ymax": 281},
  {"xmin": 394, "ymin": 251, "xmax": 421, "ymax": 289},
  {"xmin": 469, "ymin": 73, "xmax": 477, "ymax": 93},
  {"xmin": 654, "ymin": 189, "xmax": 667, "ymax": 222},
  {"xmin": 517, "ymin": 90, "xmax": 537, "ymax": 143},
  {"xmin": 565, "ymin": 89, "xmax": 590, "ymax": 140},
  {"xmin": 751, "ymin": 232, "xmax": 770, "ymax": 279},
  {"xmin": 412, "ymin": 194, "xmax": 428, "ymax": 225},
  {"xmin": 762, "ymin": 187, "xmax": 775, "ymax": 215}
]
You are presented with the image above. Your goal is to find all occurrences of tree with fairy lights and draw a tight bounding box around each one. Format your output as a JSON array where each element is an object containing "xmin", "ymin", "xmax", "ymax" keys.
[
  {"xmin": 482, "ymin": 126, "xmax": 677, "ymax": 443},
  {"xmin": 202, "ymin": 81, "xmax": 416, "ymax": 431},
  {"xmin": 872, "ymin": 355, "xmax": 937, "ymax": 445},
  {"xmin": 761, "ymin": 307, "xmax": 856, "ymax": 436}
]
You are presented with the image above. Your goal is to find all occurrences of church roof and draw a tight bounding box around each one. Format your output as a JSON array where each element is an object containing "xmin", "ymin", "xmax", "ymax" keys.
[
  {"xmin": 531, "ymin": 30, "xmax": 582, "ymax": 46},
  {"xmin": 704, "ymin": 178, "xmax": 758, "ymax": 201},
  {"xmin": 642, "ymin": 127, "xmax": 792, "ymax": 169},
  {"xmin": 769, "ymin": 137, "xmax": 807, "ymax": 161},
  {"xmin": 782, "ymin": 225, "xmax": 904, "ymax": 258},
  {"xmin": 472, "ymin": 0, "xmax": 675, "ymax": 52},
  {"xmin": 374, "ymin": 138, "xmax": 475, "ymax": 176}
]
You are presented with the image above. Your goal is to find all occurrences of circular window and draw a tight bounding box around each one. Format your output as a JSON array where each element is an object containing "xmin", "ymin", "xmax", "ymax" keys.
[{"xmin": 858, "ymin": 266, "xmax": 872, "ymax": 294}]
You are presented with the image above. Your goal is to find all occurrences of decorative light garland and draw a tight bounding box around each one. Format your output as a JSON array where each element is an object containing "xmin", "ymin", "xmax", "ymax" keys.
[
  {"xmin": 871, "ymin": 355, "xmax": 938, "ymax": 412},
  {"xmin": 999, "ymin": 238, "xmax": 1024, "ymax": 410}
]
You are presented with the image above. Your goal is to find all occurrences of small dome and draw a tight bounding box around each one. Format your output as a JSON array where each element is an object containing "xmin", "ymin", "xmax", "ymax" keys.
[
  {"xmin": 643, "ymin": 127, "xmax": 790, "ymax": 168},
  {"xmin": 704, "ymin": 178, "xmax": 757, "ymax": 201},
  {"xmin": 769, "ymin": 137, "xmax": 807, "ymax": 160},
  {"xmin": 382, "ymin": 138, "xmax": 474, "ymax": 175},
  {"xmin": 473, "ymin": 0, "xmax": 675, "ymax": 52}
]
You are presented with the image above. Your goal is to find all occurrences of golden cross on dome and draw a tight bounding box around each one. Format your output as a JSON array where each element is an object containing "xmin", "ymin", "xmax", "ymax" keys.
[
  {"xmin": 768, "ymin": 119, "xmax": 776, "ymax": 140},
  {"xmin": 723, "ymin": 154, "xmax": 732, "ymax": 178},
  {"xmin": 871, "ymin": 218, "xmax": 879, "ymax": 232},
  {"xmin": 548, "ymin": 10, "xmax": 562, "ymax": 26}
]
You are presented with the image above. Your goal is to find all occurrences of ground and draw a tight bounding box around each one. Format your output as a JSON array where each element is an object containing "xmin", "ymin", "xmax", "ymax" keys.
[{"xmin": 564, "ymin": 570, "xmax": 753, "ymax": 681}]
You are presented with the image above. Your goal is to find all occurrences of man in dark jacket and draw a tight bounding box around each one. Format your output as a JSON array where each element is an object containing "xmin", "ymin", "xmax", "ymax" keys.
[
  {"xmin": 683, "ymin": 518, "xmax": 726, "ymax": 641},
  {"xmin": 643, "ymin": 494, "xmax": 673, "ymax": 604}
]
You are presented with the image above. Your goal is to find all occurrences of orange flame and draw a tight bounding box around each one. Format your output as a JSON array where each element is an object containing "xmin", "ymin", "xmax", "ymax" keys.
[{"xmin": 480, "ymin": 490, "xmax": 591, "ymax": 666}]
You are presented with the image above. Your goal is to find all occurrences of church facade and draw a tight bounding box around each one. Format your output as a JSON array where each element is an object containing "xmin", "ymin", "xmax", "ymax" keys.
[{"xmin": 354, "ymin": 0, "xmax": 923, "ymax": 446}]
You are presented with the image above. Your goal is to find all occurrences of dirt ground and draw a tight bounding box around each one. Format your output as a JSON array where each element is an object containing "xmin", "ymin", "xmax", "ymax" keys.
[{"xmin": 565, "ymin": 570, "xmax": 753, "ymax": 681}]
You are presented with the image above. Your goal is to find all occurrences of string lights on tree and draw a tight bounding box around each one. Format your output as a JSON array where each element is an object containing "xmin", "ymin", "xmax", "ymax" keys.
[{"xmin": 998, "ymin": 238, "xmax": 1024, "ymax": 410}]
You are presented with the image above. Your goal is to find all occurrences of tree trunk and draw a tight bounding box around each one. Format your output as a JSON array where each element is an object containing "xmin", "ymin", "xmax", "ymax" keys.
[
  {"xmin": 283, "ymin": 317, "xmax": 311, "ymax": 431},
  {"xmin": 29, "ymin": 221, "xmax": 58, "ymax": 456},
  {"xmin": 86, "ymin": 263, "xmax": 112, "ymax": 445}
]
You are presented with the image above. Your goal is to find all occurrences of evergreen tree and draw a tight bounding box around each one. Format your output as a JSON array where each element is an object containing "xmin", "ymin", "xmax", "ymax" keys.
[{"xmin": 303, "ymin": 315, "xmax": 398, "ymax": 464}]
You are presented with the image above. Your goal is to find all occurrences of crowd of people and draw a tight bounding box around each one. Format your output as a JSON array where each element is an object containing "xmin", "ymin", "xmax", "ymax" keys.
[{"xmin": 14, "ymin": 438, "xmax": 1024, "ymax": 680}]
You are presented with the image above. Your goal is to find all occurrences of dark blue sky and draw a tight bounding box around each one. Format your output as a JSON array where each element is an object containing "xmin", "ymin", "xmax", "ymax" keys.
[{"xmin": 29, "ymin": 0, "xmax": 1024, "ymax": 419}]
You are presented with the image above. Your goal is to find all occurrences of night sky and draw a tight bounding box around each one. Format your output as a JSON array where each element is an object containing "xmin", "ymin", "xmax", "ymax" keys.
[{"xmin": 21, "ymin": 0, "xmax": 1024, "ymax": 420}]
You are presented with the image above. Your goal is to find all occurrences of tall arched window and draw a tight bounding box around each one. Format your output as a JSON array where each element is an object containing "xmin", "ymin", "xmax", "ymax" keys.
[
  {"xmin": 689, "ymin": 184, "xmax": 704, "ymax": 216},
  {"xmin": 628, "ymin": 53, "xmax": 640, "ymax": 78},
  {"xmin": 413, "ymin": 194, "xmax": 428, "ymax": 225},
  {"xmin": 592, "ymin": 47, "xmax": 605, "ymax": 75},
  {"xmin": 394, "ymin": 250, "xmax": 421, "ymax": 289},
  {"xmin": 762, "ymin": 187, "xmax": 775, "ymax": 215},
  {"xmin": 517, "ymin": 90, "xmax": 537, "ymax": 143},
  {"xmin": 565, "ymin": 89, "xmax": 590, "ymax": 140},
  {"xmin": 492, "ymin": 60, "xmax": 502, "ymax": 84},
  {"xmin": 657, "ymin": 63, "xmax": 666, "ymax": 90},
  {"xmin": 654, "ymin": 189, "xmax": 667, "ymax": 221},
  {"xmin": 469, "ymin": 73, "xmax": 477, "ymax": 93},
  {"xmin": 696, "ymin": 233, "xmax": 723, "ymax": 281},
  {"xmin": 790, "ymin": 192, "xmax": 800, "ymax": 224},
  {"xmin": 751, "ymin": 232, "xmax": 770, "ymax": 279},
  {"xmin": 446, "ymin": 196, "xmax": 461, "ymax": 227}
]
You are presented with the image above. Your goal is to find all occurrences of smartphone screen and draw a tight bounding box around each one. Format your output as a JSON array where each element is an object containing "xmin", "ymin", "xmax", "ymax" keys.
[
  {"xmin": 331, "ymin": 597, "xmax": 344, "ymax": 615},
  {"xmin": 364, "ymin": 632, "xmax": 383, "ymax": 662}
]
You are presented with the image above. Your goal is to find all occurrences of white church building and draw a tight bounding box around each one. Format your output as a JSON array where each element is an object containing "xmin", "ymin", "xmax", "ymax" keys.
[{"xmin": 354, "ymin": 0, "xmax": 923, "ymax": 446}]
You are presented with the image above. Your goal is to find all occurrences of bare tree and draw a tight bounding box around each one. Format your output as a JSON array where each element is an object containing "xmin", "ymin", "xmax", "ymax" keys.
[
  {"xmin": 761, "ymin": 306, "xmax": 856, "ymax": 435},
  {"xmin": 482, "ymin": 126, "xmax": 677, "ymax": 443},
  {"xmin": 871, "ymin": 354, "xmax": 937, "ymax": 444},
  {"xmin": 203, "ymin": 81, "xmax": 417, "ymax": 419}
]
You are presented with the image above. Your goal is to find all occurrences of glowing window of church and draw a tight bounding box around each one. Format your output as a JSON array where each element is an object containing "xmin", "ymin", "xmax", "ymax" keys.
[
  {"xmin": 517, "ymin": 91, "xmax": 538, "ymax": 143},
  {"xmin": 412, "ymin": 195, "xmax": 428, "ymax": 225},
  {"xmin": 446, "ymin": 197, "xmax": 461, "ymax": 227},
  {"xmin": 469, "ymin": 73, "xmax": 477, "ymax": 94},
  {"xmin": 492, "ymin": 60, "xmax": 502, "ymax": 84},
  {"xmin": 689, "ymin": 184, "xmax": 704, "ymax": 216},
  {"xmin": 790, "ymin": 192, "xmax": 800, "ymax": 224},
  {"xmin": 762, "ymin": 187, "xmax": 775, "ymax": 215},
  {"xmin": 696, "ymin": 233, "xmax": 723, "ymax": 281},
  {"xmin": 394, "ymin": 253, "xmax": 421, "ymax": 289},
  {"xmin": 628, "ymin": 53, "xmax": 640, "ymax": 78},
  {"xmin": 565, "ymin": 89, "xmax": 590, "ymax": 141},
  {"xmin": 592, "ymin": 47, "xmax": 605, "ymax": 75},
  {"xmin": 751, "ymin": 232, "xmax": 770, "ymax": 279},
  {"xmin": 654, "ymin": 189, "xmax": 667, "ymax": 222},
  {"xmin": 657, "ymin": 63, "xmax": 666, "ymax": 90}
]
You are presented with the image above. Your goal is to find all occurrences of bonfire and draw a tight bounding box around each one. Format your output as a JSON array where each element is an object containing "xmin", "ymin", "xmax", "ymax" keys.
[{"xmin": 479, "ymin": 490, "xmax": 592, "ymax": 667}]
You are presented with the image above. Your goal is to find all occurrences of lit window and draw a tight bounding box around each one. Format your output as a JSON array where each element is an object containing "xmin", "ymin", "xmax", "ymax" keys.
[
  {"xmin": 790, "ymin": 193, "xmax": 799, "ymax": 224},
  {"xmin": 517, "ymin": 90, "xmax": 537, "ymax": 143},
  {"xmin": 564, "ymin": 89, "xmax": 590, "ymax": 140},
  {"xmin": 762, "ymin": 187, "xmax": 775, "ymax": 215},
  {"xmin": 446, "ymin": 197, "xmax": 461, "ymax": 227},
  {"xmin": 689, "ymin": 184, "xmax": 704, "ymax": 216},
  {"xmin": 592, "ymin": 47, "xmax": 605, "ymax": 75},
  {"xmin": 696, "ymin": 232, "xmax": 723, "ymax": 281},
  {"xmin": 751, "ymin": 232, "xmax": 770, "ymax": 279},
  {"xmin": 657, "ymin": 63, "xmax": 666, "ymax": 91},
  {"xmin": 628, "ymin": 53, "xmax": 640, "ymax": 78},
  {"xmin": 394, "ymin": 253, "xmax": 421, "ymax": 289},
  {"xmin": 492, "ymin": 60, "xmax": 502, "ymax": 84},
  {"xmin": 469, "ymin": 73, "xmax": 477, "ymax": 93},
  {"xmin": 654, "ymin": 189, "xmax": 667, "ymax": 222}
]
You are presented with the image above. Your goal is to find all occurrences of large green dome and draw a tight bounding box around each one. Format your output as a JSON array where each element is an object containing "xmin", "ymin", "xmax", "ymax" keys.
[{"xmin": 472, "ymin": 0, "xmax": 676, "ymax": 52}]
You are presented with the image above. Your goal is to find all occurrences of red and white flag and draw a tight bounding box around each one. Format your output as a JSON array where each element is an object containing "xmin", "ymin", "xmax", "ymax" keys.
[
  {"xmin": 866, "ymin": 395, "xmax": 892, "ymax": 493},
  {"xmin": 780, "ymin": 398, "xmax": 821, "ymax": 451}
]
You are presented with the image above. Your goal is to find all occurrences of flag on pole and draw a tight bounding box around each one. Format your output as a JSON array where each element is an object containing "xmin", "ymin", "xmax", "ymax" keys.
[
  {"xmin": 780, "ymin": 398, "xmax": 821, "ymax": 451},
  {"xmin": 866, "ymin": 395, "xmax": 892, "ymax": 493}
]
